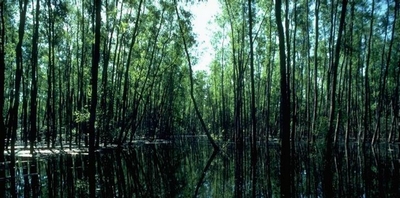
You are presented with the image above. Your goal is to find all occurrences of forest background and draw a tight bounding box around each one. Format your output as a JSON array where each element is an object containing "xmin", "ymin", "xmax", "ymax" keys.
[{"xmin": 0, "ymin": 0, "xmax": 399, "ymax": 196}]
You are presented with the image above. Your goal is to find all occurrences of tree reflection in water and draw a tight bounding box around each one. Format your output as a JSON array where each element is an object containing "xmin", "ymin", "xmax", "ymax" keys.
[{"xmin": 1, "ymin": 141, "xmax": 399, "ymax": 197}]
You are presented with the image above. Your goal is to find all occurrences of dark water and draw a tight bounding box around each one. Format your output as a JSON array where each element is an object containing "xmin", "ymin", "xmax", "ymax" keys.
[{"xmin": 2, "ymin": 140, "xmax": 400, "ymax": 197}]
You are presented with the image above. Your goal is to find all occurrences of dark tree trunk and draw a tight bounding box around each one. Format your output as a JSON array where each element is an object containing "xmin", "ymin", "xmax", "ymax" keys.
[
  {"xmin": 30, "ymin": 0, "xmax": 40, "ymax": 154},
  {"xmin": 9, "ymin": 0, "xmax": 29, "ymax": 196},
  {"xmin": 45, "ymin": 0, "xmax": 56, "ymax": 148},
  {"xmin": 345, "ymin": 1, "xmax": 355, "ymax": 145},
  {"xmin": 248, "ymin": 0, "xmax": 257, "ymax": 196},
  {"xmin": 77, "ymin": 2, "xmax": 86, "ymax": 148},
  {"xmin": 50, "ymin": 14, "xmax": 56, "ymax": 148},
  {"xmin": 174, "ymin": 1, "xmax": 219, "ymax": 151},
  {"xmin": 89, "ymin": 0, "xmax": 101, "ymax": 197},
  {"xmin": 0, "ymin": 2, "xmax": 6, "ymax": 195},
  {"xmin": 372, "ymin": 0, "xmax": 397, "ymax": 145},
  {"xmin": 118, "ymin": 0, "xmax": 143, "ymax": 145},
  {"xmin": 22, "ymin": 78, "xmax": 28, "ymax": 147},
  {"xmin": 275, "ymin": 0, "xmax": 291, "ymax": 196},
  {"xmin": 58, "ymin": 60, "xmax": 63, "ymax": 149},
  {"xmin": 395, "ymin": 59, "xmax": 400, "ymax": 142},
  {"xmin": 100, "ymin": 0, "xmax": 117, "ymax": 147},
  {"xmin": 363, "ymin": 0, "xmax": 374, "ymax": 144},
  {"xmin": 65, "ymin": 33, "xmax": 73, "ymax": 149},
  {"xmin": 266, "ymin": 13, "xmax": 273, "ymax": 140},
  {"xmin": 324, "ymin": 0, "xmax": 347, "ymax": 197},
  {"xmin": 311, "ymin": 0, "xmax": 320, "ymax": 142}
]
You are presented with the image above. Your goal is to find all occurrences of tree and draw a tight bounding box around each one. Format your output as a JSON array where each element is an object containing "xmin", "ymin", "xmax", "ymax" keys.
[
  {"xmin": 117, "ymin": 0, "xmax": 143, "ymax": 145},
  {"xmin": 45, "ymin": 0, "xmax": 56, "ymax": 148},
  {"xmin": 0, "ymin": 6, "xmax": 6, "ymax": 192},
  {"xmin": 0, "ymin": 0, "xmax": 6, "ymax": 163},
  {"xmin": 324, "ymin": 0, "xmax": 347, "ymax": 196},
  {"xmin": 89, "ymin": 0, "xmax": 101, "ymax": 196},
  {"xmin": 174, "ymin": 0, "xmax": 219, "ymax": 151},
  {"xmin": 311, "ymin": 0, "xmax": 320, "ymax": 141},
  {"xmin": 248, "ymin": 0, "xmax": 257, "ymax": 196},
  {"xmin": 363, "ymin": 0, "xmax": 375, "ymax": 144},
  {"xmin": 30, "ymin": 0, "xmax": 40, "ymax": 154},
  {"xmin": 371, "ymin": 0, "xmax": 398, "ymax": 145},
  {"xmin": 275, "ymin": 0, "xmax": 291, "ymax": 196},
  {"xmin": 7, "ymin": 0, "xmax": 29, "ymax": 196}
]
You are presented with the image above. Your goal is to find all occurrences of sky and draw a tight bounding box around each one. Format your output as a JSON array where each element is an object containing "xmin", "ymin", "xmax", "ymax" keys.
[{"xmin": 189, "ymin": 0, "xmax": 221, "ymax": 72}]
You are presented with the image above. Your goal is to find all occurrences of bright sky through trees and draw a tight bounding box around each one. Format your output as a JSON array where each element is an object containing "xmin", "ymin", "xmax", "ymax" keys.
[{"xmin": 190, "ymin": 0, "xmax": 221, "ymax": 72}]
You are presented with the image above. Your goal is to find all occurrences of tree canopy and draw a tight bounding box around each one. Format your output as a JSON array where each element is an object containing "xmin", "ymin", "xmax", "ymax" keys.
[{"xmin": 0, "ymin": 0, "xmax": 398, "ymax": 164}]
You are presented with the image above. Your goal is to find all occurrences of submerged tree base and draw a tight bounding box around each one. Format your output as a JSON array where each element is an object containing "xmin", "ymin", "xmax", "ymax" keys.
[
  {"xmin": 1, "ymin": 141, "xmax": 399, "ymax": 197},
  {"xmin": 4, "ymin": 139, "xmax": 175, "ymax": 158}
]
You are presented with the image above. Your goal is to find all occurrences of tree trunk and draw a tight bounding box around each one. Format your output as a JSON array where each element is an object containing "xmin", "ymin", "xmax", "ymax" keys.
[
  {"xmin": 100, "ymin": 0, "xmax": 116, "ymax": 147},
  {"xmin": 89, "ymin": 0, "xmax": 101, "ymax": 197},
  {"xmin": 46, "ymin": 0, "xmax": 56, "ymax": 148},
  {"xmin": 275, "ymin": 0, "xmax": 291, "ymax": 196},
  {"xmin": 9, "ymin": 0, "xmax": 29, "ymax": 196},
  {"xmin": 396, "ymin": 59, "xmax": 400, "ymax": 142},
  {"xmin": 118, "ymin": 0, "xmax": 143, "ymax": 145},
  {"xmin": 345, "ymin": 1, "xmax": 355, "ymax": 145},
  {"xmin": 372, "ymin": 0, "xmax": 397, "ymax": 145},
  {"xmin": 174, "ymin": 1, "xmax": 219, "ymax": 151},
  {"xmin": 58, "ymin": 58, "xmax": 63, "ymax": 149},
  {"xmin": 248, "ymin": 0, "xmax": 257, "ymax": 196},
  {"xmin": 77, "ymin": 2, "xmax": 86, "ymax": 148},
  {"xmin": 363, "ymin": 0, "xmax": 374, "ymax": 144},
  {"xmin": 0, "ymin": 3, "xmax": 6, "ymax": 193},
  {"xmin": 324, "ymin": 0, "xmax": 347, "ymax": 197},
  {"xmin": 22, "ymin": 78, "xmax": 28, "ymax": 147},
  {"xmin": 30, "ymin": 0, "xmax": 40, "ymax": 154},
  {"xmin": 311, "ymin": 0, "xmax": 320, "ymax": 142}
]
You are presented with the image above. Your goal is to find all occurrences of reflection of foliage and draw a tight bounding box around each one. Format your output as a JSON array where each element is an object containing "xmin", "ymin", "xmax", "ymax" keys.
[
  {"xmin": 10, "ymin": 142, "xmax": 400, "ymax": 197},
  {"xmin": 210, "ymin": 133, "xmax": 223, "ymax": 141},
  {"xmin": 75, "ymin": 179, "xmax": 89, "ymax": 196}
]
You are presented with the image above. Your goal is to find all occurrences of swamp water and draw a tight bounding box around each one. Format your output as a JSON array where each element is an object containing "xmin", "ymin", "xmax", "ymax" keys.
[{"xmin": 1, "ymin": 139, "xmax": 400, "ymax": 197}]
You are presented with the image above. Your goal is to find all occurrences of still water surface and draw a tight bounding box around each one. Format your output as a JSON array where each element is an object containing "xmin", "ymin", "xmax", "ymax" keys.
[{"xmin": 2, "ymin": 139, "xmax": 400, "ymax": 197}]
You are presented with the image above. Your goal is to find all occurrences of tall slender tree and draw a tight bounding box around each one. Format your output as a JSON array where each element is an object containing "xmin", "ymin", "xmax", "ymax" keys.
[
  {"xmin": 0, "ymin": 0, "xmax": 5, "ymax": 154},
  {"xmin": 89, "ymin": 0, "xmax": 101, "ymax": 196},
  {"xmin": 117, "ymin": 0, "xmax": 143, "ymax": 144},
  {"xmin": 248, "ymin": 0, "xmax": 257, "ymax": 196},
  {"xmin": 8, "ymin": 0, "xmax": 29, "ymax": 196},
  {"xmin": 275, "ymin": 0, "xmax": 291, "ymax": 196},
  {"xmin": 30, "ymin": 0, "xmax": 40, "ymax": 154},
  {"xmin": 324, "ymin": 0, "xmax": 348, "ymax": 196},
  {"xmin": 363, "ymin": 0, "xmax": 375, "ymax": 143},
  {"xmin": 312, "ymin": 0, "xmax": 320, "ymax": 141},
  {"xmin": 372, "ymin": 0, "xmax": 398, "ymax": 145},
  {"xmin": 10, "ymin": 0, "xmax": 28, "ymax": 156},
  {"xmin": 175, "ymin": 0, "xmax": 219, "ymax": 151},
  {"xmin": 0, "ymin": 0, "xmax": 6, "ymax": 166}
]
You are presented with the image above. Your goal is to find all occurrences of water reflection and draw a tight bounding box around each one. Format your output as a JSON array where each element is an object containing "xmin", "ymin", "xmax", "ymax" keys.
[{"xmin": 1, "ymin": 141, "xmax": 399, "ymax": 197}]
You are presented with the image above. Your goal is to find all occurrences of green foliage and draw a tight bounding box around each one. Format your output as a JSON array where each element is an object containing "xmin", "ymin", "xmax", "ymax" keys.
[
  {"xmin": 74, "ymin": 108, "xmax": 90, "ymax": 124},
  {"xmin": 1, "ymin": 0, "xmax": 398, "ymax": 149}
]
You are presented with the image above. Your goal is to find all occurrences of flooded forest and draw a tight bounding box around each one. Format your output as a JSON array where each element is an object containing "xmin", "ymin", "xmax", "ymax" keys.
[{"xmin": 0, "ymin": 0, "xmax": 399, "ymax": 197}]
